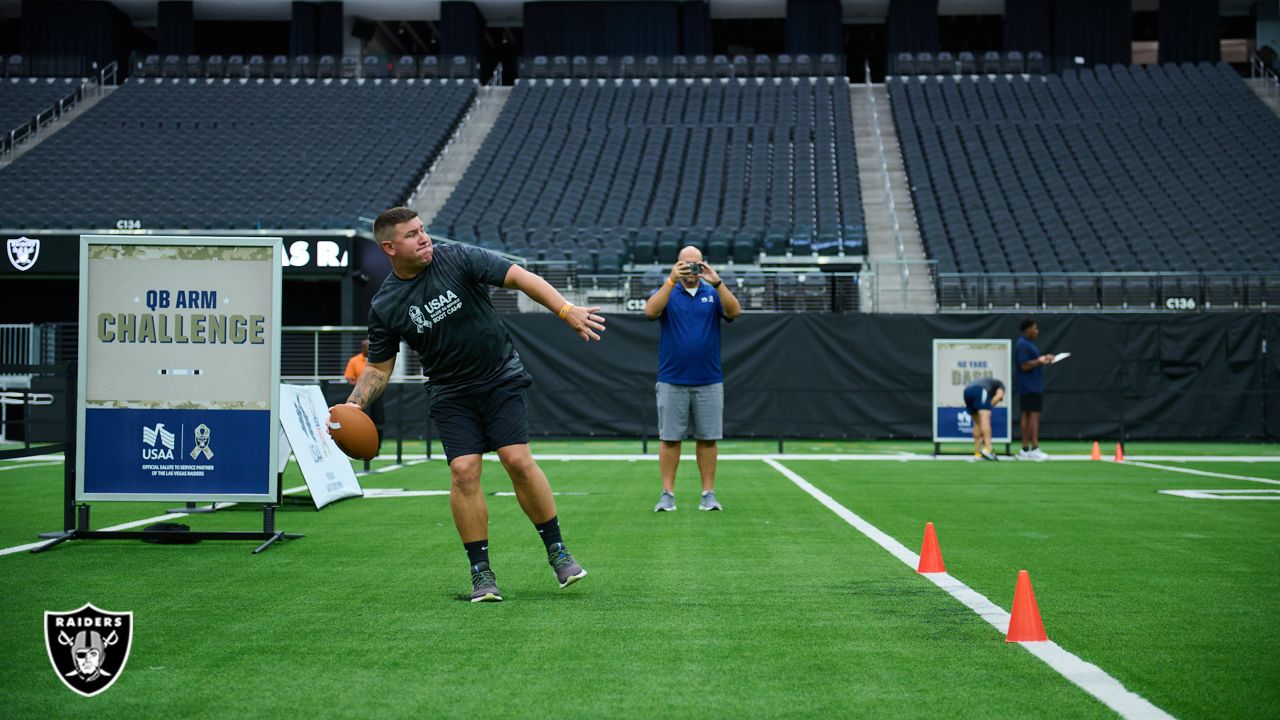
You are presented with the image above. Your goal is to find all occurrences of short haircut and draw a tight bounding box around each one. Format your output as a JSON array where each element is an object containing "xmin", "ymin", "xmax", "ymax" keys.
[
  {"xmin": 374, "ymin": 206, "xmax": 419, "ymax": 244},
  {"xmin": 1019, "ymin": 317, "xmax": 1037, "ymax": 333}
]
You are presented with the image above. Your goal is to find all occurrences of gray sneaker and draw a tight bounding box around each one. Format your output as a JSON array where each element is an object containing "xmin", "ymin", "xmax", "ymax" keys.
[
  {"xmin": 698, "ymin": 491, "xmax": 722, "ymax": 511},
  {"xmin": 469, "ymin": 562, "xmax": 502, "ymax": 603},
  {"xmin": 654, "ymin": 490, "xmax": 677, "ymax": 512},
  {"xmin": 547, "ymin": 542, "xmax": 587, "ymax": 588},
  {"xmin": 980, "ymin": 450, "xmax": 999, "ymax": 462}
]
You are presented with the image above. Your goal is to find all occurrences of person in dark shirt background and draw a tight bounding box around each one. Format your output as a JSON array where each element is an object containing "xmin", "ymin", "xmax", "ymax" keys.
[
  {"xmin": 963, "ymin": 376, "xmax": 1005, "ymax": 461},
  {"xmin": 346, "ymin": 207, "xmax": 605, "ymax": 603},
  {"xmin": 1014, "ymin": 318, "xmax": 1055, "ymax": 461}
]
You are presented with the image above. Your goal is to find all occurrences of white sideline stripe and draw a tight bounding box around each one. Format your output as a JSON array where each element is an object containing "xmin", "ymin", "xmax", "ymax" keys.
[
  {"xmin": 1159, "ymin": 489, "xmax": 1280, "ymax": 500},
  {"xmin": 360, "ymin": 488, "xmax": 450, "ymax": 498},
  {"xmin": 0, "ymin": 453, "xmax": 63, "ymax": 462},
  {"xmin": 765, "ymin": 458, "xmax": 1175, "ymax": 720},
  {"xmin": 0, "ymin": 485, "xmax": 310, "ymax": 558},
  {"xmin": 1124, "ymin": 460, "xmax": 1280, "ymax": 486},
  {"xmin": 0, "ymin": 461, "xmax": 61, "ymax": 472}
]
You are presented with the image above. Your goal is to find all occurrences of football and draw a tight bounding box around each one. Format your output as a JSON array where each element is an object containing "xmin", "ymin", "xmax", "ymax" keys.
[{"xmin": 327, "ymin": 404, "xmax": 379, "ymax": 460}]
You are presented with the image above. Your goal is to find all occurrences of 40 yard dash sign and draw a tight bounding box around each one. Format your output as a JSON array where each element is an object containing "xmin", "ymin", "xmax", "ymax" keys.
[{"xmin": 76, "ymin": 236, "xmax": 282, "ymax": 502}]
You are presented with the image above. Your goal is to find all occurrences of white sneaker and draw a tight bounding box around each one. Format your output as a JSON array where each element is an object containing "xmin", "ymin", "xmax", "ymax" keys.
[
  {"xmin": 1030, "ymin": 448, "xmax": 1049, "ymax": 461},
  {"xmin": 1016, "ymin": 449, "xmax": 1032, "ymax": 460}
]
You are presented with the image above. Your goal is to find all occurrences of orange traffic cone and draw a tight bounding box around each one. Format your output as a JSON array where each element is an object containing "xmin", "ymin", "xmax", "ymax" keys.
[
  {"xmin": 1005, "ymin": 570, "xmax": 1048, "ymax": 642},
  {"xmin": 1114, "ymin": 442, "xmax": 1125, "ymax": 463},
  {"xmin": 1090, "ymin": 441, "xmax": 1101, "ymax": 461},
  {"xmin": 917, "ymin": 522, "xmax": 946, "ymax": 574}
]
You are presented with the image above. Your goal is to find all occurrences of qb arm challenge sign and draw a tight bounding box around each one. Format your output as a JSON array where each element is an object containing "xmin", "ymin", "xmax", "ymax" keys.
[
  {"xmin": 76, "ymin": 237, "xmax": 282, "ymax": 502},
  {"xmin": 932, "ymin": 339, "xmax": 1012, "ymax": 445}
]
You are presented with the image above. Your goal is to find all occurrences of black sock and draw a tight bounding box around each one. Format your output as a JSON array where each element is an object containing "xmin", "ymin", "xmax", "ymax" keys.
[
  {"xmin": 535, "ymin": 516, "xmax": 563, "ymax": 550},
  {"xmin": 464, "ymin": 540, "xmax": 489, "ymax": 568}
]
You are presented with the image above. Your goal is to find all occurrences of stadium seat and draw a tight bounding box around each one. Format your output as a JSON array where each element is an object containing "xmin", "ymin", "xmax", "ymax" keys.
[
  {"xmin": 1026, "ymin": 51, "xmax": 1046, "ymax": 74},
  {"xmin": 269, "ymin": 55, "xmax": 291, "ymax": 79},
  {"xmin": 363, "ymin": 55, "xmax": 387, "ymax": 79},
  {"xmin": 448, "ymin": 55, "xmax": 472, "ymax": 79},
  {"xmin": 936, "ymin": 52, "xmax": 955, "ymax": 75},
  {"xmin": 227, "ymin": 54, "xmax": 246, "ymax": 78},
  {"xmin": 247, "ymin": 55, "xmax": 266, "ymax": 79},
  {"xmin": 394, "ymin": 56, "xmax": 417, "ymax": 79},
  {"xmin": 317, "ymin": 55, "xmax": 336, "ymax": 79},
  {"xmin": 571, "ymin": 55, "xmax": 590, "ymax": 78},
  {"xmin": 205, "ymin": 54, "xmax": 225, "ymax": 78},
  {"xmin": 419, "ymin": 55, "xmax": 439, "ymax": 79},
  {"xmin": 529, "ymin": 56, "xmax": 549, "ymax": 79},
  {"xmin": 5, "ymin": 53, "xmax": 24, "ymax": 78},
  {"xmin": 592, "ymin": 55, "xmax": 610, "ymax": 78}
]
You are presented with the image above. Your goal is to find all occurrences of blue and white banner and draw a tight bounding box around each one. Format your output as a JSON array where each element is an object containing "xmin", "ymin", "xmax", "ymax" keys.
[
  {"xmin": 83, "ymin": 408, "xmax": 271, "ymax": 496},
  {"xmin": 76, "ymin": 237, "xmax": 282, "ymax": 502}
]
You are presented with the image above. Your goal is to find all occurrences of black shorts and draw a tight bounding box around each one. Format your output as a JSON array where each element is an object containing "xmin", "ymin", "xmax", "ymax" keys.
[
  {"xmin": 429, "ymin": 373, "xmax": 532, "ymax": 463},
  {"xmin": 1020, "ymin": 392, "xmax": 1043, "ymax": 413}
]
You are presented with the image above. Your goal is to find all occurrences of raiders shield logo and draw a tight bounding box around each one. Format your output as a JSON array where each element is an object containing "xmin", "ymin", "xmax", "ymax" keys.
[
  {"xmin": 44, "ymin": 603, "xmax": 134, "ymax": 697},
  {"xmin": 6, "ymin": 236, "xmax": 39, "ymax": 271}
]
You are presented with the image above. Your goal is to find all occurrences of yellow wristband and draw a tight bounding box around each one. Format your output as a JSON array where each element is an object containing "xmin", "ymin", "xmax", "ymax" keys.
[{"xmin": 558, "ymin": 302, "xmax": 574, "ymax": 319}]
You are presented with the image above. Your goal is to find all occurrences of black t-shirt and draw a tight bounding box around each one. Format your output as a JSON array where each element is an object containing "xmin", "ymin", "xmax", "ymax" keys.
[
  {"xmin": 367, "ymin": 243, "xmax": 523, "ymax": 398},
  {"xmin": 969, "ymin": 377, "xmax": 1005, "ymax": 396}
]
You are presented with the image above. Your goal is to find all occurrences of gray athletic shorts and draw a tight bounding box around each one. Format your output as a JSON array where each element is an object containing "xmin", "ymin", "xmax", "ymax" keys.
[{"xmin": 656, "ymin": 382, "xmax": 724, "ymax": 441}]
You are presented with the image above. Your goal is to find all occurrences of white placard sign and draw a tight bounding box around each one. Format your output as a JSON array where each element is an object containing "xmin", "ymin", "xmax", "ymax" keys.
[
  {"xmin": 932, "ymin": 339, "xmax": 1012, "ymax": 444},
  {"xmin": 279, "ymin": 384, "xmax": 363, "ymax": 509},
  {"xmin": 76, "ymin": 236, "xmax": 281, "ymax": 502}
]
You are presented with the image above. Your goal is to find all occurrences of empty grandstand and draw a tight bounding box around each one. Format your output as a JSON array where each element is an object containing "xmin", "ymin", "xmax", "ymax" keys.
[
  {"xmin": 890, "ymin": 62, "xmax": 1280, "ymax": 277},
  {"xmin": 429, "ymin": 76, "xmax": 865, "ymax": 271},
  {"xmin": 0, "ymin": 78, "xmax": 90, "ymax": 149},
  {"xmin": 0, "ymin": 78, "xmax": 475, "ymax": 231}
]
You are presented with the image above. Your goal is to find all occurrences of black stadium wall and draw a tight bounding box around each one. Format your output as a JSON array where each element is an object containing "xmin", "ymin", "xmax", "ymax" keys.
[{"xmin": 357, "ymin": 313, "xmax": 1279, "ymax": 442}]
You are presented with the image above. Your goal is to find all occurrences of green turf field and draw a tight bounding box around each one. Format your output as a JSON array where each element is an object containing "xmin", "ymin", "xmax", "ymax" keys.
[{"xmin": 2, "ymin": 441, "xmax": 1278, "ymax": 718}]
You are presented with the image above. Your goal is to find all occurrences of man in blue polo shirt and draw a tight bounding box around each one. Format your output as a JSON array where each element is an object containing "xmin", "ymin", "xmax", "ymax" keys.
[
  {"xmin": 644, "ymin": 246, "xmax": 741, "ymax": 512},
  {"xmin": 1015, "ymin": 318, "xmax": 1055, "ymax": 460}
]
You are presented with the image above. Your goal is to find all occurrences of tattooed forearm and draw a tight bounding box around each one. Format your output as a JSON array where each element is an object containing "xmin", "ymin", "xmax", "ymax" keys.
[{"xmin": 347, "ymin": 366, "xmax": 389, "ymax": 409}]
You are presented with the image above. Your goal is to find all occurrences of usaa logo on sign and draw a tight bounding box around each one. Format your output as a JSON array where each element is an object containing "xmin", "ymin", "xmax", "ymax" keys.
[{"xmin": 141, "ymin": 423, "xmax": 176, "ymax": 460}]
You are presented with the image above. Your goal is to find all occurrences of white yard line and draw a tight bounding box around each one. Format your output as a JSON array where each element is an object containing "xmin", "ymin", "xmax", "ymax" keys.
[
  {"xmin": 765, "ymin": 458, "xmax": 1174, "ymax": 720},
  {"xmin": 0, "ymin": 461, "xmax": 61, "ymax": 472},
  {"xmin": 1123, "ymin": 460, "xmax": 1280, "ymax": 487}
]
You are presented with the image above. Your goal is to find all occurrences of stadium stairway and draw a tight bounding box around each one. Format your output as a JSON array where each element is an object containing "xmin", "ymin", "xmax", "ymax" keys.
[
  {"xmin": 851, "ymin": 83, "xmax": 935, "ymax": 312},
  {"xmin": 1244, "ymin": 77, "xmax": 1280, "ymax": 117},
  {"xmin": 0, "ymin": 83, "xmax": 117, "ymax": 170},
  {"xmin": 411, "ymin": 86, "xmax": 511, "ymax": 229}
]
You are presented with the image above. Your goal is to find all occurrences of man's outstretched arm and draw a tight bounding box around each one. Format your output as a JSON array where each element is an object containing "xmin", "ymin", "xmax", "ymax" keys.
[
  {"xmin": 346, "ymin": 358, "xmax": 395, "ymax": 409},
  {"xmin": 503, "ymin": 264, "xmax": 606, "ymax": 342}
]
